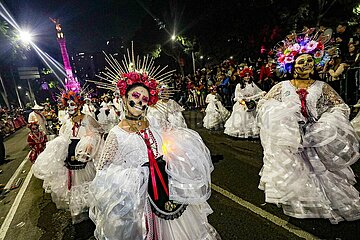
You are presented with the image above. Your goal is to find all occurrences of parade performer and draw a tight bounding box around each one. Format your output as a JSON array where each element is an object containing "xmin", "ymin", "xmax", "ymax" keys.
[
  {"xmin": 89, "ymin": 48, "xmax": 220, "ymax": 240},
  {"xmin": 96, "ymin": 101, "xmax": 119, "ymax": 136},
  {"xmin": 82, "ymin": 97, "xmax": 96, "ymax": 118},
  {"xmin": 32, "ymin": 90, "xmax": 104, "ymax": 224},
  {"xmin": 27, "ymin": 121, "xmax": 47, "ymax": 163},
  {"xmin": 147, "ymin": 85, "xmax": 188, "ymax": 128},
  {"xmin": 224, "ymin": 67, "xmax": 265, "ymax": 138},
  {"xmin": 112, "ymin": 90, "xmax": 125, "ymax": 119},
  {"xmin": 28, "ymin": 103, "xmax": 47, "ymax": 134},
  {"xmin": 203, "ymin": 87, "xmax": 230, "ymax": 130},
  {"xmin": 257, "ymin": 29, "xmax": 360, "ymax": 224}
]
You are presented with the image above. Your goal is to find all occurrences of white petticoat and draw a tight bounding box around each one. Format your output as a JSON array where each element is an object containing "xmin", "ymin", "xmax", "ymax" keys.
[
  {"xmin": 224, "ymin": 102, "xmax": 259, "ymax": 138},
  {"xmin": 89, "ymin": 127, "xmax": 220, "ymax": 239},
  {"xmin": 32, "ymin": 135, "xmax": 97, "ymax": 223},
  {"xmin": 258, "ymin": 99, "xmax": 360, "ymax": 224},
  {"xmin": 203, "ymin": 101, "xmax": 230, "ymax": 129}
]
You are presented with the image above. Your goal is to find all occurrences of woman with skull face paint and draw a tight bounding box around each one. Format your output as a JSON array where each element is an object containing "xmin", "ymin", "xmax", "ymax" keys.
[
  {"xmin": 257, "ymin": 30, "xmax": 360, "ymax": 224},
  {"xmin": 89, "ymin": 67, "xmax": 220, "ymax": 239},
  {"xmin": 224, "ymin": 67, "xmax": 266, "ymax": 138},
  {"xmin": 32, "ymin": 91, "xmax": 104, "ymax": 224},
  {"xmin": 203, "ymin": 87, "xmax": 230, "ymax": 130},
  {"xmin": 27, "ymin": 122, "xmax": 47, "ymax": 163}
]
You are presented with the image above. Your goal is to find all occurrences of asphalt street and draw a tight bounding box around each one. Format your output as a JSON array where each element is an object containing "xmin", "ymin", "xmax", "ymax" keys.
[{"xmin": 0, "ymin": 111, "xmax": 359, "ymax": 240}]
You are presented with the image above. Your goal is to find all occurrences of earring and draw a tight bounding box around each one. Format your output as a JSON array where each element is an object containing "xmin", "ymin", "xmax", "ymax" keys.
[{"xmin": 293, "ymin": 72, "xmax": 298, "ymax": 79}]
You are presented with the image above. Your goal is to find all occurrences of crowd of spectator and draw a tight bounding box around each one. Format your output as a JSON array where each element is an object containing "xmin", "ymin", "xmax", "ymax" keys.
[{"xmin": 172, "ymin": 23, "xmax": 360, "ymax": 109}]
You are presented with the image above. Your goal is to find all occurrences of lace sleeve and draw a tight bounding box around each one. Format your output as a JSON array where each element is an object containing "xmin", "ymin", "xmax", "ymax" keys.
[
  {"xmin": 97, "ymin": 130, "xmax": 119, "ymax": 170},
  {"xmin": 318, "ymin": 82, "xmax": 350, "ymax": 117},
  {"xmin": 257, "ymin": 82, "xmax": 282, "ymax": 109},
  {"xmin": 322, "ymin": 83, "xmax": 345, "ymax": 106}
]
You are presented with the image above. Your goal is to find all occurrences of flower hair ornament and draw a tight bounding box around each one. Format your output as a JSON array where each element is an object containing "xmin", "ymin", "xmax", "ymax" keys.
[
  {"xmin": 273, "ymin": 27, "xmax": 336, "ymax": 73},
  {"xmin": 91, "ymin": 42, "xmax": 176, "ymax": 106},
  {"xmin": 239, "ymin": 67, "xmax": 253, "ymax": 78},
  {"xmin": 57, "ymin": 85, "xmax": 93, "ymax": 108}
]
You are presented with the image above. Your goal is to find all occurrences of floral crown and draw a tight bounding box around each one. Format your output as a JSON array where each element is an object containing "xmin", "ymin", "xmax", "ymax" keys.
[
  {"xmin": 273, "ymin": 28, "xmax": 335, "ymax": 73},
  {"xmin": 117, "ymin": 71, "xmax": 159, "ymax": 106},
  {"xmin": 94, "ymin": 42, "xmax": 175, "ymax": 106},
  {"xmin": 239, "ymin": 67, "xmax": 253, "ymax": 77},
  {"xmin": 60, "ymin": 90, "xmax": 85, "ymax": 107}
]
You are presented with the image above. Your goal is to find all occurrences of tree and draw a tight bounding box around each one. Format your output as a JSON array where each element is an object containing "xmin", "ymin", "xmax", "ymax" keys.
[{"xmin": 0, "ymin": 20, "xmax": 30, "ymax": 108}]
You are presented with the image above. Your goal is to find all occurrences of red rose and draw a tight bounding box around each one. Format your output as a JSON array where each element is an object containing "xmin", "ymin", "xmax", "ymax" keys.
[
  {"xmin": 148, "ymin": 80, "xmax": 157, "ymax": 89},
  {"xmin": 127, "ymin": 79, "xmax": 133, "ymax": 85},
  {"xmin": 127, "ymin": 72, "xmax": 140, "ymax": 82},
  {"xmin": 117, "ymin": 80, "xmax": 127, "ymax": 93},
  {"xmin": 120, "ymin": 89, "xmax": 126, "ymax": 96},
  {"xmin": 150, "ymin": 89, "xmax": 156, "ymax": 96},
  {"xmin": 144, "ymin": 81, "xmax": 150, "ymax": 87},
  {"xmin": 149, "ymin": 95, "xmax": 159, "ymax": 106}
]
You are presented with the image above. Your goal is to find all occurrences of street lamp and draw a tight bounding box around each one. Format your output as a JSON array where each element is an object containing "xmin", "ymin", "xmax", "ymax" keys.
[
  {"xmin": 200, "ymin": 56, "xmax": 204, "ymax": 60},
  {"xmin": 17, "ymin": 86, "xmax": 21, "ymax": 89},
  {"xmin": 171, "ymin": 34, "xmax": 176, "ymax": 41},
  {"xmin": 18, "ymin": 30, "xmax": 33, "ymax": 44}
]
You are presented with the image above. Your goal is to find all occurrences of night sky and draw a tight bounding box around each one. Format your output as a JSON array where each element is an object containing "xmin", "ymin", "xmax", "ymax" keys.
[{"xmin": 2, "ymin": 0, "xmax": 152, "ymax": 53}]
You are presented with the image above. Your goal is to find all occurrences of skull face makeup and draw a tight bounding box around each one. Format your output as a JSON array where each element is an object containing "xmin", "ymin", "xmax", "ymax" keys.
[
  {"xmin": 31, "ymin": 124, "xmax": 39, "ymax": 133},
  {"xmin": 124, "ymin": 85, "xmax": 149, "ymax": 118},
  {"xmin": 293, "ymin": 54, "xmax": 314, "ymax": 79},
  {"xmin": 67, "ymin": 100, "xmax": 78, "ymax": 116}
]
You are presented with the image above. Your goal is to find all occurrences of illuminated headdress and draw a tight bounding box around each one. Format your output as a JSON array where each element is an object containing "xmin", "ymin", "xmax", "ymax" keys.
[
  {"xmin": 273, "ymin": 28, "xmax": 335, "ymax": 73},
  {"xmin": 92, "ymin": 42, "xmax": 176, "ymax": 106}
]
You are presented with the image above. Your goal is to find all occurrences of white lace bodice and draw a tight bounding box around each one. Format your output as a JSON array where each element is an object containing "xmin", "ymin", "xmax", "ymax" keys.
[{"xmin": 97, "ymin": 126, "xmax": 163, "ymax": 170}]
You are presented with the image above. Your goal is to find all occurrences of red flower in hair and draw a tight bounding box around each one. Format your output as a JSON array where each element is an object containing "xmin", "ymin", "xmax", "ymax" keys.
[
  {"xmin": 149, "ymin": 95, "xmax": 159, "ymax": 106},
  {"xmin": 126, "ymin": 72, "xmax": 141, "ymax": 82},
  {"xmin": 150, "ymin": 89, "xmax": 157, "ymax": 96},
  {"xmin": 148, "ymin": 79, "xmax": 157, "ymax": 89},
  {"xmin": 117, "ymin": 80, "xmax": 127, "ymax": 95}
]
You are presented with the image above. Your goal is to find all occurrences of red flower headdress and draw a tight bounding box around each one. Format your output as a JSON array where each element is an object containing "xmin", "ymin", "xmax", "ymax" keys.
[
  {"xmin": 239, "ymin": 67, "xmax": 253, "ymax": 78},
  {"xmin": 94, "ymin": 42, "xmax": 176, "ymax": 106}
]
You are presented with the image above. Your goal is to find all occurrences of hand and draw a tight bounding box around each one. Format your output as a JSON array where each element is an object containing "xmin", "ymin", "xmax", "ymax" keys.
[{"xmin": 335, "ymin": 37, "xmax": 343, "ymax": 43}]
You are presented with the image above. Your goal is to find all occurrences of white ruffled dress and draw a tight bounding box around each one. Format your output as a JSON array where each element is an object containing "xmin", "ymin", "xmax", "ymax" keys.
[
  {"xmin": 224, "ymin": 82, "xmax": 265, "ymax": 138},
  {"xmin": 89, "ymin": 124, "xmax": 220, "ymax": 240},
  {"xmin": 97, "ymin": 106, "xmax": 119, "ymax": 134},
  {"xmin": 147, "ymin": 99, "xmax": 187, "ymax": 129},
  {"xmin": 32, "ymin": 114, "xmax": 104, "ymax": 223},
  {"xmin": 203, "ymin": 94, "xmax": 230, "ymax": 129},
  {"xmin": 257, "ymin": 80, "xmax": 360, "ymax": 224}
]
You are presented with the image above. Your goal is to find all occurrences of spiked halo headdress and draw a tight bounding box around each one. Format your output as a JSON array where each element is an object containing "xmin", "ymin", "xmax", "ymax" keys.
[{"xmin": 91, "ymin": 42, "xmax": 176, "ymax": 106}]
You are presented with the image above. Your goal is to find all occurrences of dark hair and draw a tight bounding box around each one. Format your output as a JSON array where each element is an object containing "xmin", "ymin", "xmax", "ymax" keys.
[
  {"xmin": 125, "ymin": 83, "xmax": 150, "ymax": 97},
  {"xmin": 338, "ymin": 22, "xmax": 348, "ymax": 27},
  {"xmin": 240, "ymin": 76, "xmax": 254, "ymax": 89}
]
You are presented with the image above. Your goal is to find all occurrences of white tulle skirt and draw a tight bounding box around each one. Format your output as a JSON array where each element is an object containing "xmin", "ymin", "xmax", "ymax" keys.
[
  {"xmin": 258, "ymin": 99, "xmax": 360, "ymax": 224},
  {"xmin": 89, "ymin": 127, "xmax": 220, "ymax": 239},
  {"xmin": 32, "ymin": 136, "xmax": 96, "ymax": 223},
  {"xmin": 224, "ymin": 102, "xmax": 259, "ymax": 138},
  {"xmin": 203, "ymin": 102, "xmax": 230, "ymax": 129}
]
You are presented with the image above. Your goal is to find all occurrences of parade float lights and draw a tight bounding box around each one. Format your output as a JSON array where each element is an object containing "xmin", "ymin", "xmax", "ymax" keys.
[{"xmin": 0, "ymin": 2, "xmax": 66, "ymax": 88}]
